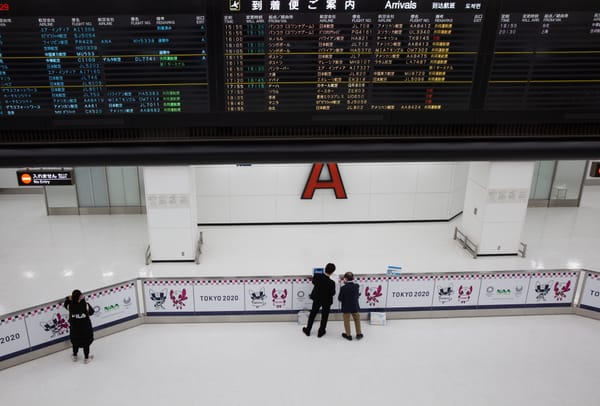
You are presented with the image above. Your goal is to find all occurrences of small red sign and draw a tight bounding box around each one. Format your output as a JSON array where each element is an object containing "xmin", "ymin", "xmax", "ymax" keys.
[{"xmin": 0, "ymin": 4, "xmax": 10, "ymax": 11}]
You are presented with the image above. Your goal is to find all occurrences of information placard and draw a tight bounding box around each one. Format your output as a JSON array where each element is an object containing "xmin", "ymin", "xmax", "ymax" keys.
[
  {"xmin": 244, "ymin": 278, "xmax": 294, "ymax": 312},
  {"xmin": 194, "ymin": 279, "xmax": 245, "ymax": 313},
  {"xmin": 478, "ymin": 272, "xmax": 530, "ymax": 307},
  {"xmin": 432, "ymin": 273, "xmax": 481, "ymax": 308},
  {"xmin": 0, "ymin": 313, "xmax": 29, "ymax": 360},
  {"xmin": 355, "ymin": 275, "xmax": 388, "ymax": 311},
  {"xmin": 579, "ymin": 272, "xmax": 600, "ymax": 311},
  {"xmin": 525, "ymin": 272, "xmax": 577, "ymax": 306},
  {"xmin": 291, "ymin": 277, "xmax": 314, "ymax": 311},
  {"xmin": 144, "ymin": 280, "xmax": 194, "ymax": 314},
  {"xmin": 24, "ymin": 302, "xmax": 70, "ymax": 348},
  {"xmin": 386, "ymin": 274, "xmax": 435, "ymax": 310}
]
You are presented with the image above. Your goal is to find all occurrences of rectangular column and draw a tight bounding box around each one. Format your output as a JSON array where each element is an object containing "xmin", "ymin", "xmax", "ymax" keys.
[
  {"xmin": 461, "ymin": 162, "xmax": 534, "ymax": 255},
  {"xmin": 143, "ymin": 166, "xmax": 197, "ymax": 261}
]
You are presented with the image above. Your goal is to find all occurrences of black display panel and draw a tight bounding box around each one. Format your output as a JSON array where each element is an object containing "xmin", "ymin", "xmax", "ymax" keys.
[
  {"xmin": 0, "ymin": 0, "xmax": 598, "ymax": 134},
  {"xmin": 485, "ymin": 0, "xmax": 600, "ymax": 111}
]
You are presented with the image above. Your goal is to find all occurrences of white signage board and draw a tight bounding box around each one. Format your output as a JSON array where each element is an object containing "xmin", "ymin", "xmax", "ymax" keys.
[
  {"xmin": 291, "ymin": 277, "xmax": 314, "ymax": 311},
  {"xmin": 244, "ymin": 278, "xmax": 294, "ymax": 312},
  {"xmin": 355, "ymin": 276, "xmax": 388, "ymax": 310},
  {"xmin": 0, "ymin": 313, "xmax": 29, "ymax": 359},
  {"xmin": 478, "ymin": 273, "xmax": 530, "ymax": 307},
  {"xmin": 433, "ymin": 274, "xmax": 482, "ymax": 308},
  {"xmin": 25, "ymin": 302, "xmax": 70, "ymax": 348},
  {"xmin": 144, "ymin": 280, "xmax": 195, "ymax": 314},
  {"xmin": 86, "ymin": 282, "xmax": 139, "ymax": 326},
  {"xmin": 386, "ymin": 275, "xmax": 435, "ymax": 309},
  {"xmin": 580, "ymin": 272, "xmax": 600, "ymax": 311},
  {"xmin": 194, "ymin": 279, "xmax": 245, "ymax": 313},
  {"xmin": 526, "ymin": 271, "xmax": 578, "ymax": 305}
]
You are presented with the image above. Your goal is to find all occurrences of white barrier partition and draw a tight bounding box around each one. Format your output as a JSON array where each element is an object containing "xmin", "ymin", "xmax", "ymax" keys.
[
  {"xmin": 0, "ymin": 314, "xmax": 29, "ymax": 361},
  {"xmin": 194, "ymin": 279, "xmax": 245, "ymax": 313},
  {"xmin": 433, "ymin": 273, "xmax": 481, "ymax": 308},
  {"xmin": 356, "ymin": 275, "xmax": 388, "ymax": 311},
  {"xmin": 144, "ymin": 279, "xmax": 195, "ymax": 314},
  {"xmin": 25, "ymin": 302, "xmax": 70, "ymax": 349},
  {"xmin": 87, "ymin": 282, "xmax": 139, "ymax": 326},
  {"xmin": 291, "ymin": 277, "xmax": 313, "ymax": 311},
  {"xmin": 0, "ymin": 271, "xmax": 588, "ymax": 365},
  {"xmin": 244, "ymin": 278, "xmax": 294, "ymax": 312},
  {"xmin": 478, "ymin": 272, "xmax": 530, "ymax": 307},
  {"xmin": 526, "ymin": 272, "xmax": 578, "ymax": 306},
  {"xmin": 386, "ymin": 274, "xmax": 435, "ymax": 310},
  {"xmin": 579, "ymin": 272, "xmax": 600, "ymax": 312}
]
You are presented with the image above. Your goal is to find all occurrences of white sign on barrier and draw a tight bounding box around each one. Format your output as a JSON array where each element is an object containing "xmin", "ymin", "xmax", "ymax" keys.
[
  {"xmin": 291, "ymin": 277, "xmax": 313, "ymax": 310},
  {"xmin": 433, "ymin": 274, "xmax": 482, "ymax": 308},
  {"xmin": 244, "ymin": 278, "xmax": 294, "ymax": 311},
  {"xmin": 25, "ymin": 302, "xmax": 70, "ymax": 348},
  {"xmin": 386, "ymin": 275, "xmax": 435, "ymax": 309},
  {"xmin": 0, "ymin": 313, "xmax": 29, "ymax": 359},
  {"xmin": 194, "ymin": 279, "xmax": 245, "ymax": 312},
  {"xmin": 478, "ymin": 273, "xmax": 530, "ymax": 306},
  {"xmin": 526, "ymin": 272, "xmax": 577, "ymax": 305},
  {"xmin": 144, "ymin": 280, "xmax": 194, "ymax": 313},
  {"xmin": 580, "ymin": 272, "xmax": 600, "ymax": 311},
  {"xmin": 86, "ymin": 282, "xmax": 139, "ymax": 326},
  {"xmin": 356, "ymin": 276, "xmax": 388, "ymax": 309}
]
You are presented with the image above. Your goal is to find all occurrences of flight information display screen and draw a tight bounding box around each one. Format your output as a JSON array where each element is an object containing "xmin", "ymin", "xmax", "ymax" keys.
[{"xmin": 0, "ymin": 0, "xmax": 598, "ymax": 132}]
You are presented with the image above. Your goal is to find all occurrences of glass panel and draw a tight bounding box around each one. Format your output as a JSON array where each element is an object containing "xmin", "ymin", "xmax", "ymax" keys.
[
  {"xmin": 74, "ymin": 167, "xmax": 94, "ymax": 207},
  {"xmin": 531, "ymin": 161, "xmax": 555, "ymax": 200},
  {"xmin": 45, "ymin": 185, "xmax": 78, "ymax": 208},
  {"xmin": 138, "ymin": 167, "xmax": 146, "ymax": 208},
  {"xmin": 90, "ymin": 167, "xmax": 109, "ymax": 207},
  {"xmin": 107, "ymin": 167, "xmax": 126, "ymax": 206},
  {"xmin": 107, "ymin": 167, "xmax": 140, "ymax": 207},
  {"xmin": 551, "ymin": 161, "xmax": 587, "ymax": 200}
]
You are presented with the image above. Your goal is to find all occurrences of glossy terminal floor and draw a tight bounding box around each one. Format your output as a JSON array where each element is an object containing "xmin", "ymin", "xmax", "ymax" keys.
[
  {"xmin": 1, "ymin": 187, "xmax": 600, "ymax": 406},
  {"xmin": 1, "ymin": 186, "xmax": 599, "ymax": 315}
]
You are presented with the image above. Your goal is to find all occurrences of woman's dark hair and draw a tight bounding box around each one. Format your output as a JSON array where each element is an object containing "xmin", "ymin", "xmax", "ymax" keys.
[{"xmin": 71, "ymin": 289, "xmax": 82, "ymax": 301}]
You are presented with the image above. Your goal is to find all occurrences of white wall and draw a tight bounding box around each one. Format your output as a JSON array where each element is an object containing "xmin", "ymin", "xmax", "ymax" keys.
[
  {"xmin": 0, "ymin": 168, "xmax": 25, "ymax": 188},
  {"xmin": 194, "ymin": 163, "xmax": 468, "ymax": 224}
]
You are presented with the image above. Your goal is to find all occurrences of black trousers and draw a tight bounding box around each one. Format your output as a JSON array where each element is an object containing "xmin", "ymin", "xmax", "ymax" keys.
[
  {"xmin": 73, "ymin": 344, "xmax": 90, "ymax": 359},
  {"xmin": 306, "ymin": 300, "xmax": 332, "ymax": 334}
]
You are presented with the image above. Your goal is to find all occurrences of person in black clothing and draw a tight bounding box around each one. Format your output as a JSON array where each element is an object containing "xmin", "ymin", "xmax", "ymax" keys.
[
  {"xmin": 64, "ymin": 289, "xmax": 95, "ymax": 363},
  {"xmin": 302, "ymin": 263, "xmax": 336, "ymax": 338},
  {"xmin": 338, "ymin": 271, "xmax": 363, "ymax": 341}
]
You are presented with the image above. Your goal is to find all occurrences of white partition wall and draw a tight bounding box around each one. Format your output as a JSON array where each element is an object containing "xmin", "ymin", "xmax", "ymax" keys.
[
  {"xmin": 194, "ymin": 162, "xmax": 468, "ymax": 223},
  {"xmin": 461, "ymin": 162, "xmax": 534, "ymax": 255},
  {"xmin": 143, "ymin": 166, "xmax": 198, "ymax": 261}
]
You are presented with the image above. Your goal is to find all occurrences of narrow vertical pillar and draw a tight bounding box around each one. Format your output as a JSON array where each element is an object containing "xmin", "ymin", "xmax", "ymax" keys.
[
  {"xmin": 460, "ymin": 162, "xmax": 534, "ymax": 255},
  {"xmin": 143, "ymin": 166, "xmax": 197, "ymax": 261}
]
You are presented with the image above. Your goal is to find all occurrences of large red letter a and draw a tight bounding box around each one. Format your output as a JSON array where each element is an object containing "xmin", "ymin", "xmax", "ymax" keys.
[{"xmin": 301, "ymin": 163, "xmax": 347, "ymax": 199}]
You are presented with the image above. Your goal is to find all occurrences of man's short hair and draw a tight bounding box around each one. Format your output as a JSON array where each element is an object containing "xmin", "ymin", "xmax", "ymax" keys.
[{"xmin": 325, "ymin": 263, "xmax": 336, "ymax": 274}]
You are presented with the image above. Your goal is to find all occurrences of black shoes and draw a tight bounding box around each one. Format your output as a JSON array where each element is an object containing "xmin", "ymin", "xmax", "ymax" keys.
[
  {"xmin": 317, "ymin": 330, "xmax": 326, "ymax": 337},
  {"xmin": 356, "ymin": 334, "xmax": 364, "ymax": 340},
  {"xmin": 302, "ymin": 327, "xmax": 310, "ymax": 336},
  {"xmin": 342, "ymin": 333, "xmax": 352, "ymax": 341}
]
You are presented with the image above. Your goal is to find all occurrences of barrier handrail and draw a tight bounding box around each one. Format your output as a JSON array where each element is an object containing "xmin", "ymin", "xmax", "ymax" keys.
[
  {"xmin": 145, "ymin": 245, "xmax": 151, "ymax": 265},
  {"xmin": 195, "ymin": 231, "xmax": 203, "ymax": 264}
]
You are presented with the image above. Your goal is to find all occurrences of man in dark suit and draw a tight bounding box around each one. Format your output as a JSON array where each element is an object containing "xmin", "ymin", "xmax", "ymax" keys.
[{"xmin": 302, "ymin": 263, "xmax": 336, "ymax": 338}]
